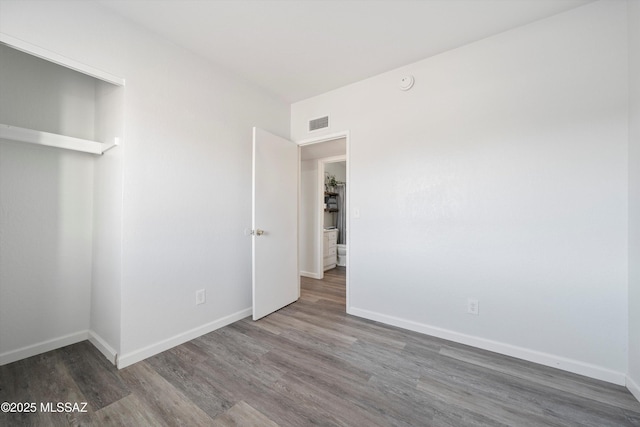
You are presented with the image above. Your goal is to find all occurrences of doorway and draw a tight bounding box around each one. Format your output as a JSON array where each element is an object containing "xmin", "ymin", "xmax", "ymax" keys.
[{"xmin": 299, "ymin": 134, "xmax": 349, "ymax": 311}]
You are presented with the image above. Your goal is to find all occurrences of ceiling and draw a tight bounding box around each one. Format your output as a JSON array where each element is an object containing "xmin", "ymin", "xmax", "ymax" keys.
[{"xmin": 96, "ymin": 0, "xmax": 593, "ymax": 103}]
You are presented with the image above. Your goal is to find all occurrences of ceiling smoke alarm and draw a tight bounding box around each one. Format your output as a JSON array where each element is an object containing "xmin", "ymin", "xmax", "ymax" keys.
[{"xmin": 399, "ymin": 75, "xmax": 415, "ymax": 91}]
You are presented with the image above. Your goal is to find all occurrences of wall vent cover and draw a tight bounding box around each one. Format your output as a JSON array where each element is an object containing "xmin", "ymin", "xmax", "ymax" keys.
[{"xmin": 308, "ymin": 115, "xmax": 329, "ymax": 132}]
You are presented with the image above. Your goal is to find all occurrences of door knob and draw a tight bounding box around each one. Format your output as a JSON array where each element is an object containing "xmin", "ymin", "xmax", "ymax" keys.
[{"xmin": 253, "ymin": 229, "xmax": 265, "ymax": 236}]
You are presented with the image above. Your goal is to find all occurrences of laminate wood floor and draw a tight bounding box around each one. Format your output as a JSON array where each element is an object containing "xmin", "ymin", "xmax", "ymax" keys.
[{"xmin": 2, "ymin": 267, "xmax": 639, "ymax": 426}]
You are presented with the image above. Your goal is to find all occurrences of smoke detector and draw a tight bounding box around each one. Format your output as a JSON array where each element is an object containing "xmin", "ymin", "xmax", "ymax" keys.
[{"xmin": 399, "ymin": 75, "xmax": 415, "ymax": 91}]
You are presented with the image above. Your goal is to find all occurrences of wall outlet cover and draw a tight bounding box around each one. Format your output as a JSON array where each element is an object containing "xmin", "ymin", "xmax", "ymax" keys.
[
  {"xmin": 467, "ymin": 298, "xmax": 479, "ymax": 315},
  {"xmin": 196, "ymin": 289, "xmax": 206, "ymax": 305}
]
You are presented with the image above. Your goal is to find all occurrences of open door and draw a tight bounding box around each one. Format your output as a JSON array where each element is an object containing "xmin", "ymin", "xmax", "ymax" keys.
[{"xmin": 252, "ymin": 127, "xmax": 299, "ymax": 320}]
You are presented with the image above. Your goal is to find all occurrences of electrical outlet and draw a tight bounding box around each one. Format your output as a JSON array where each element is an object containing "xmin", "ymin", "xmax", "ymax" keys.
[
  {"xmin": 467, "ymin": 298, "xmax": 479, "ymax": 315},
  {"xmin": 196, "ymin": 289, "xmax": 206, "ymax": 305}
]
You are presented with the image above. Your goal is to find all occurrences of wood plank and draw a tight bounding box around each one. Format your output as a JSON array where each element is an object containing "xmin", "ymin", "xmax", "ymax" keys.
[
  {"xmin": 267, "ymin": 312, "xmax": 357, "ymax": 347},
  {"xmin": 93, "ymin": 394, "xmax": 166, "ymax": 426},
  {"xmin": 145, "ymin": 348, "xmax": 233, "ymax": 419},
  {"xmin": 439, "ymin": 345, "xmax": 640, "ymax": 412},
  {"xmin": 285, "ymin": 303, "xmax": 407, "ymax": 350},
  {"xmin": 0, "ymin": 359, "xmax": 42, "ymax": 427},
  {"xmin": 25, "ymin": 350, "xmax": 94, "ymax": 426},
  {"xmin": 212, "ymin": 401, "xmax": 279, "ymax": 427},
  {"xmin": 119, "ymin": 362, "xmax": 216, "ymax": 426},
  {"xmin": 266, "ymin": 372, "xmax": 389, "ymax": 427},
  {"xmin": 59, "ymin": 341, "xmax": 130, "ymax": 411}
]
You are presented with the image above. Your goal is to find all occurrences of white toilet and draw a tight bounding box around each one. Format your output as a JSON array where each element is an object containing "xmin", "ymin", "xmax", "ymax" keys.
[{"xmin": 337, "ymin": 244, "xmax": 347, "ymax": 266}]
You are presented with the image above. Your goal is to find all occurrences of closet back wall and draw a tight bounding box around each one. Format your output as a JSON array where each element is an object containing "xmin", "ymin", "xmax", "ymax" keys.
[{"xmin": 0, "ymin": 44, "xmax": 96, "ymax": 358}]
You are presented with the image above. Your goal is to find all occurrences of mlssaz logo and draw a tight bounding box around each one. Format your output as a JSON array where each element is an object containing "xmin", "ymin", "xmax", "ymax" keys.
[{"xmin": 40, "ymin": 402, "xmax": 88, "ymax": 413}]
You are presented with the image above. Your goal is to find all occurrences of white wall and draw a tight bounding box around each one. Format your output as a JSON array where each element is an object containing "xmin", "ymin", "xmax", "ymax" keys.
[
  {"xmin": 628, "ymin": 0, "xmax": 640, "ymax": 400},
  {"xmin": 0, "ymin": 45, "xmax": 96, "ymax": 364},
  {"xmin": 325, "ymin": 162, "xmax": 347, "ymax": 184},
  {"xmin": 0, "ymin": 44, "xmax": 97, "ymax": 140},
  {"xmin": 90, "ymin": 80, "xmax": 124, "ymax": 361},
  {"xmin": 0, "ymin": 0, "xmax": 289, "ymax": 366},
  {"xmin": 292, "ymin": 0, "xmax": 629, "ymax": 384},
  {"xmin": 0, "ymin": 144, "xmax": 94, "ymax": 363},
  {"xmin": 116, "ymin": 31, "xmax": 288, "ymax": 367},
  {"xmin": 300, "ymin": 159, "xmax": 319, "ymax": 277}
]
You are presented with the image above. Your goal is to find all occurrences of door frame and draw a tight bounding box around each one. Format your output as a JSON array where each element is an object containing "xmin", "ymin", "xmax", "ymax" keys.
[{"xmin": 298, "ymin": 131, "xmax": 350, "ymax": 310}]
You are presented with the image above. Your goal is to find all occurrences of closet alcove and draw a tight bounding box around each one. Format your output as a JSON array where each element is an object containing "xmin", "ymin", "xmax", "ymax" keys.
[{"xmin": 0, "ymin": 33, "xmax": 125, "ymax": 366}]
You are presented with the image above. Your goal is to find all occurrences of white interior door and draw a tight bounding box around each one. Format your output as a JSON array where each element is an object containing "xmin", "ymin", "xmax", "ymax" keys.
[{"xmin": 252, "ymin": 127, "xmax": 299, "ymax": 320}]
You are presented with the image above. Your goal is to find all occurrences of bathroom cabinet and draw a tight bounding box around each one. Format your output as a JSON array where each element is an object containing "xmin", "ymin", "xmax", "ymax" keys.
[{"xmin": 323, "ymin": 229, "xmax": 338, "ymax": 271}]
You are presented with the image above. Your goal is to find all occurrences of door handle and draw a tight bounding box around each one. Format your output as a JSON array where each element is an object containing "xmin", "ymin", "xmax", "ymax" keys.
[{"xmin": 252, "ymin": 229, "xmax": 265, "ymax": 236}]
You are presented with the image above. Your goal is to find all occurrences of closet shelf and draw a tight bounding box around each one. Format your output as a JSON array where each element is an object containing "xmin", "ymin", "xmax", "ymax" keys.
[{"xmin": 0, "ymin": 123, "xmax": 118, "ymax": 155}]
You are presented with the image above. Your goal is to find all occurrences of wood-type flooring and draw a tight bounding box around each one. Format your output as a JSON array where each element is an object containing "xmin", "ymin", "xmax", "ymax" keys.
[{"xmin": 1, "ymin": 267, "xmax": 639, "ymax": 426}]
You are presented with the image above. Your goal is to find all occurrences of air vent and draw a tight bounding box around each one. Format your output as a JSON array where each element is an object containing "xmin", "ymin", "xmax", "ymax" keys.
[{"xmin": 308, "ymin": 115, "xmax": 329, "ymax": 132}]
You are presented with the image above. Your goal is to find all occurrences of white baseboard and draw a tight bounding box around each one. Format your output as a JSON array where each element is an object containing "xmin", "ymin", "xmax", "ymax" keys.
[
  {"xmin": 88, "ymin": 330, "xmax": 118, "ymax": 365},
  {"xmin": 0, "ymin": 330, "xmax": 89, "ymax": 366},
  {"xmin": 627, "ymin": 375, "xmax": 640, "ymax": 403},
  {"xmin": 117, "ymin": 307, "xmax": 252, "ymax": 369},
  {"xmin": 347, "ymin": 306, "xmax": 626, "ymax": 386},
  {"xmin": 300, "ymin": 270, "xmax": 322, "ymax": 279}
]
